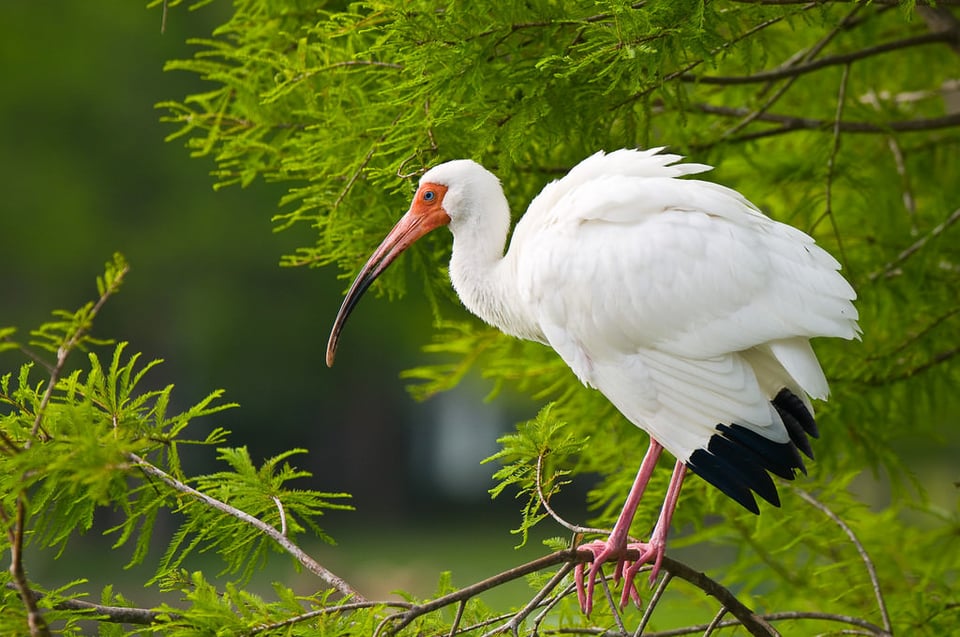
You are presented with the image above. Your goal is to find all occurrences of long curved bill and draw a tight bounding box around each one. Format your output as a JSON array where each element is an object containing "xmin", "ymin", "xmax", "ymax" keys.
[{"xmin": 326, "ymin": 202, "xmax": 449, "ymax": 367}]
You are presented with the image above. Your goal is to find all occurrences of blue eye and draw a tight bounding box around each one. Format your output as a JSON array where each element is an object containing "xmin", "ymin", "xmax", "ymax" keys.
[{"xmin": 423, "ymin": 190, "xmax": 435, "ymax": 202}]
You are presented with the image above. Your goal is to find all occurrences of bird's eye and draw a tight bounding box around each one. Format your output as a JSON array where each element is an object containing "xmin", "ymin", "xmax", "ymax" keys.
[{"xmin": 422, "ymin": 190, "xmax": 436, "ymax": 202}]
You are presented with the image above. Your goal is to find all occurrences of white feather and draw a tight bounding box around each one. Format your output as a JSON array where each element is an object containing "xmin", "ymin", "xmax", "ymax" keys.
[{"xmin": 426, "ymin": 148, "xmax": 859, "ymax": 463}]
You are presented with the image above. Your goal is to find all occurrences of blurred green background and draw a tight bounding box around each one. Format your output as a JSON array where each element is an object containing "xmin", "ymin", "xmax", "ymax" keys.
[
  {"xmin": 2, "ymin": 3, "xmax": 955, "ymax": 618},
  {"xmin": 0, "ymin": 2, "xmax": 553, "ymax": 605}
]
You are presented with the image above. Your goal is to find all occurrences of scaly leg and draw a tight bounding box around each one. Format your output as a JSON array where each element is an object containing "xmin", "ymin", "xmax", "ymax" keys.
[
  {"xmin": 574, "ymin": 439, "xmax": 663, "ymax": 614},
  {"xmin": 619, "ymin": 460, "xmax": 686, "ymax": 607}
]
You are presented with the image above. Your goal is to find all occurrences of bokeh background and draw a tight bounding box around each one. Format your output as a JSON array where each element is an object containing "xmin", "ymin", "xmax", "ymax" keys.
[
  {"xmin": 2, "ymin": 2, "xmax": 955, "ymax": 614},
  {"xmin": 0, "ymin": 3, "xmax": 551, "ymax": 603}
]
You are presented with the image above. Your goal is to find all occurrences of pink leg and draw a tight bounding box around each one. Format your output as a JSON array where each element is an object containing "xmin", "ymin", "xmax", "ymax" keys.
[
  {"xmin": 574, "ymin": 439, "xmax": 663, "ymax": 613},
  {"xmin": 620, "ymin": 460, "xmax": 686, "ymax": 606}
]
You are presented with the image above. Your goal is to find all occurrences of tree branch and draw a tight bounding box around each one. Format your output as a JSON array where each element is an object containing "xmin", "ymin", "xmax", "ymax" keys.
[
  {"xmin": 729, "ymin": 0, "xmax": 960, "ymax": 7},
  {"xmin": 377, "ymin": 548, "xmax": 781, "ymax": 637},
  {"xmin": 813, "ymin": 62, "xmax": 851, "ymax": 277},
  {"xmin": 128, "ymin": 453, "xmax": 363, "ymax": 602},
  {"xmin": 29, "ymin": 259, "xmax": 129, "ymax": 442},
  {"xmin": 1, "ymin": 502, "xmax": 50, "ymax": 637},
  {"xmin": 692, "ymin": 104, "xmax": 960, "ymax": 145},
  {"xmin": 685, "ymin": 30, "xmax": 958, "ymax": 86},
  {"xmin": 868, "ymin": 207, "xmax": 960, "ymax": 282},
  {"xmin": 720, "ymin": 3, "xmax": 866, "ymax": 140},
  {"xmin": 792, "ymin": 489, "xmax": 892, "ymax": 635},
  {"xmin": 6, "ymin": 584, "xmax": 171, "ymax": 625},
  {"xmin": 617, "ymin": 10, "xmax": 802, "ymax": 108}
]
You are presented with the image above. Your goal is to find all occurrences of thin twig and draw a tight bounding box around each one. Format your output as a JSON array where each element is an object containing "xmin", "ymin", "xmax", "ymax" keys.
[
  {"xmin": 247, "ymin": 600, "xmax": 413, "ymax": 636},
  {"xmin": 634, "ymin": 572, "xmax": 673, "ymax": 636},
  {"xmin": 481, "ymin": 563, "xmax": 576, "ymax": 637},
  {"xmin": 721, "ymin": 3, "xmax": 865, "ymax": 139},
  {"xmin": 448, "ymin": 600, "xmax": 468, "ymax": 637},
  {"xmin": 29, "ymin": 260, "xmax": 129, "ymax": 441},
  {"xmin": 617, "ymin": 10, "xmax": 806, "ymax": 109},
  {"xmin": 812, "ymin": 63, "xmax": 852, "ymax": 282},
  {"xmin": 2, "ymin": 502, "xmax": 51, "ymax": 637},
  {"xmin": 868, "ymin": 207, "xmax": 960, "ymax": 281},
  {"xmin": 272, "ymin": 495, "xmax": 287, "ymax": 537},
  {"xmin": 6, "ymin": 584, "xmax": 171, "ymax": 625},
  {"xmin": 531, "ymin": 581, "xmax": 578, "ymax": 634},
  {"xmin": 128, "ymin": 453, "xmax": 362, "ymax": 602},
  {"xmin": 695, "ymin": 104, "xmax": 960, "ymax": 137},
  {"xmin": 686, "ymin": 30, "xmax": 958, "ymax": 85},
  {"xmin": 536, "ymin": 453, "xmax": 607, "ymax": 535},
  {"xmin": 703, "ymin": 607, "xmax": 729, "ymax": 637},
  {"xmin": 792, "ymin": 489, "xmax": 892, "ymax": 635},
  {"xmin": 4, "ymin": 261, "xmax": 128, "ymax": 636},
  {"xmin": 596, "ymin": 565, "xmax": 629, "ymax": 635}
]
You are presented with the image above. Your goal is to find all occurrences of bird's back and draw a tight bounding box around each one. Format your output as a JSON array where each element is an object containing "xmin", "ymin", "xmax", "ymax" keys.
[{"xmin": 510, "ymin": 148, "xmax": 859, "ymax": 512}]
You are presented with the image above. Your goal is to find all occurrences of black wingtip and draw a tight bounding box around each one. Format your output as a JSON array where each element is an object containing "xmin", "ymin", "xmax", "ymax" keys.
[
  {"xmin": 688, "ymin": 448, "xmax": 762, "ymax": 514},
  {"xmin": 774, "ymin": 388, "xmax": 819, "ymax": 437},
  {"xmin": 773, "ymin": 388, "xmax": 819, "ymax": 459},
  {"xmin": 687, "ymin": 389, "xmax": 821, "ymax": 514}
]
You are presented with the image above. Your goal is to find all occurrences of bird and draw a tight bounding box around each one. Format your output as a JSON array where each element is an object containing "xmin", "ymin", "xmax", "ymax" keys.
[{"xmin": 325, "ymin": 147, "xmax": 859, "ymax": 613}]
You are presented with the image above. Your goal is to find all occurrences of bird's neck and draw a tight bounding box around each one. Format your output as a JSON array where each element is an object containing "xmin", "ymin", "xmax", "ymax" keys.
[{"xmin": 448, "ymin": 215, "xmax": 542, "ymax": 343}]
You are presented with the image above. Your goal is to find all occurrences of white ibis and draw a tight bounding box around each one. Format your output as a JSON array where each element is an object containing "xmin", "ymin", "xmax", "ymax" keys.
[{"xmin": 325, "ymin": 148, "xmax": 859, "ymax": 613}]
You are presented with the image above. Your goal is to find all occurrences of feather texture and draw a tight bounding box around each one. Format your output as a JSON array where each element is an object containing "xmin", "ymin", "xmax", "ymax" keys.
[{"xmin": 431, "ymin": 148, "xmax": 860, "ymax": 510}]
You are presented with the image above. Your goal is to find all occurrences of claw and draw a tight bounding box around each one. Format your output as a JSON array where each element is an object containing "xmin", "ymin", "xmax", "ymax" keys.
[
  {"xmin": 575, "ymin": 539, "xmax": 659, "ymax": 614},
  {"xmin": 569, "ymin": 445, "xmax": 685, "ymax": 615}
]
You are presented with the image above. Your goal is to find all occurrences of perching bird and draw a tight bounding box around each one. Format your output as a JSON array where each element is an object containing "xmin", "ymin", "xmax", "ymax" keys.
[{"xmin": 325, "ymin": 148, "xmax": 859, "ymax": 613}]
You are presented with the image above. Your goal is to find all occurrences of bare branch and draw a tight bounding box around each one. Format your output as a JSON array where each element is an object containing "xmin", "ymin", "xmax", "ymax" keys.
[
  {"xmin": 272, "ymin": 495, "xmax": 288, "ymax": 537},
  {"xmin": 248, "ymin": 601, "xmax": 413, "ymax": 636},
  {"xmin": 7, "ymin": 584, "xmax": 171, "ymax": 625},
  {"xmin": 721, "ymin": 3, "xmax": 865, "ymax": 139},
  {"xmin": 536, "ymin": 453, "xmax": 606, "ymax": 535},
  {"xmin": 685, "ymin": 30, "xmax": 958, "ymax": 86},
  {"xmin": 28, "ymin": 259, "xmax": 129, "ymax": 442},
  {"xmin": 703, "ymin": 607, "xmax": 730, "ymax": 637},
  {"xmin": 792, "ymin": 489, "xmax": 892, "ymax": 635},
  {"xmin": 378, "ymin": 548, "xmax": 781, "ymax": 637},
  {"xmin": 481, "ymin": 563, "xmax": 576, "ymax": 637},
  {"xmin": 729, "ymin": 0, "xmax": 959, "ymax": 4},
  {"xmin": 811, "ymin": 63, "xmax": 853, "ymax": 280},
  {"xmin": 693, "ymin": 104, "xmax": 960, "ymax": 145},
  {"xmin": 128, "ymin": 453, "xmax": 363, "ymax": 602},
  {"xmin": 636, "ymin": 572, "xmax": 674, "ymax": 635},
  {"xmin": 919, "ymin": 5, "xmax": 960, "ymax": 55},
  {"xmin": 2, "ymin": 502, "xmax": 51, "ymax": 637},
  {"xmin": 868, "ymin": 206, "xmax": 960, "ymax": 282}
]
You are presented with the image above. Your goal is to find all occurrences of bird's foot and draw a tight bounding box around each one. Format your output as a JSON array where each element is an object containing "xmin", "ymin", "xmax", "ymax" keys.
[{"xmin": 574, "ymin": 537, "xmax": 666, "ymax": 614}]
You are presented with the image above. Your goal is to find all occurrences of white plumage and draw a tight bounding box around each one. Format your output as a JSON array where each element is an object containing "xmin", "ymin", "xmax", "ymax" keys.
[
  {"xmin": 326, "ymin": 147, "xmax": 859, "ymax": 612},
  {"xmin": 434, "ymin": 148, "xmax": 857, "ymax": 461}
]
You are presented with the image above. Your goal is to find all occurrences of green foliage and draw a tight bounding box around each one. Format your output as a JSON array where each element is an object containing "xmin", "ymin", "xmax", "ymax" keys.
[
  {"xmin": 155, "ymin": 447, "xmax": 351, "ymax": 585},
  {"xmin": 485, "ymin": 405, "xmax": 585, "ymax": 546},
  {"xmin": 0, "ymin": 257, "xmax": 359, "ymax": 636},
  {"xmin": 151, "ymin": 0, "xmax": 960, "ymax": 632},
  {"xmin": 3, "ymin": 0, "xmax": 959, "ymax": 635}
]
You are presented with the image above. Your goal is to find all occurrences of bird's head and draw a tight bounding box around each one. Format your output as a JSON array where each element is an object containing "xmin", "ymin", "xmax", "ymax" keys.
[{"xmin": 326, "ymin": 160, "xmax": 498, "ymax": 367}]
